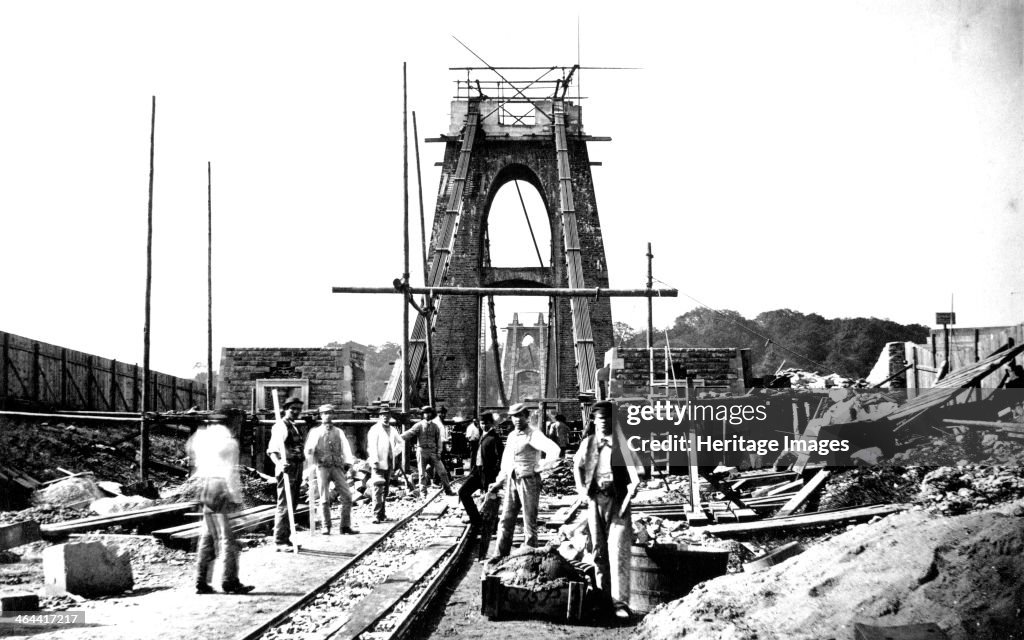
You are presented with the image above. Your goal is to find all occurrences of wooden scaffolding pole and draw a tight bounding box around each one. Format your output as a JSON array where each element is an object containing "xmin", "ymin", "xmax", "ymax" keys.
[{"xmin": 140, "ymin": 96, "xmax": 156, "ymax": 481}]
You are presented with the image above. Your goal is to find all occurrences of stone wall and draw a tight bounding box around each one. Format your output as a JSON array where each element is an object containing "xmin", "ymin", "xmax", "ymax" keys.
[{"xmin": 217, "ymin": 345, "xmax": 365, "ymax": 411}]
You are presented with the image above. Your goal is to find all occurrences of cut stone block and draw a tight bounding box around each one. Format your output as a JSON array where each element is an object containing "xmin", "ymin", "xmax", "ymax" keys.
[
  {"xmin": 0, "ymin": 520, "xmax": 41, "ymax": 551},
  {"xmin": 43, "ymin": 541, "xmax": 133, "ymax": 597},
  {"xmin": 0, "ymin": 592, "xmax": 39, "ymax": 612}
]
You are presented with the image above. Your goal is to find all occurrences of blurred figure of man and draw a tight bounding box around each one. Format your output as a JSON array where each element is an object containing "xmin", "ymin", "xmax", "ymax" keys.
[
  {"xmin": 547, "ymin": 414, "xmax": 570, "ymax": 457},
  {"xmin": 488, "ymin": 403, "xmax": 561, "ymax": 556},
  {"xmin": 367, "ymin": 407, "xmax": 404, "ymax": 523},
  {"xmin": 267, "ymin": 396, "xmax": 306, "ymax": 551},
  {"xmin": 304, "ymin": 404, "xmax": 357, "ymax": 534},
  {"xmin": 188, "ymin": 420, "xmax": 253, "ymax": 594},
  {"xmin": 402, "ymin": 405, "xmax": 455, "ymax": 496},
  {"xmin": 464, "ymin": 418, "xmax": 481, "ymax": 472}
]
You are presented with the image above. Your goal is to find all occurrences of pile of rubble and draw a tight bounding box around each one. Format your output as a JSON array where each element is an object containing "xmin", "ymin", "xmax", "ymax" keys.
[
  {"xmin": 771, "ymin": 368, "xmax": 868, "ymax": 389},
  {"xmin": 484, "ymin": 545, "xmax": 584, "ymax": 591},
  {"xmin": 917, "ymin": 465, "xmax": 1024, "ymax": 515},
  {"xmin": 541, "ymin": 458, "xmax": 577, "ymax": 497},
  {"xmin": 817, "ymin": 466, "xmax": 922, "ymax": 511}
]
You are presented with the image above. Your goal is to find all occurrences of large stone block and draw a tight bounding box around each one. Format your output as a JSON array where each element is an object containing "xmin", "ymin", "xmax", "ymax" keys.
[
  {"xmin": 42, "ymin": 541, "xmax": 133, "ymax": 597},
  {"xmin": 0, "ymin": 592, "xmax": 39, "ymax": 613}
]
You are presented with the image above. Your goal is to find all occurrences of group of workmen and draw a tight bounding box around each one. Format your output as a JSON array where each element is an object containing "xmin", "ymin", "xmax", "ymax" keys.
[{"xmin": 189, "ymin": 396, "xmax": 638, "ymax": 620}]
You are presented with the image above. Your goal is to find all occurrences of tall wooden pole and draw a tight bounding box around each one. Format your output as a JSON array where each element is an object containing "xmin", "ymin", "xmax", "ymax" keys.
[
  {"xmin": 140, "ymin": 96, "xmax": 155, "ymax": 482},
  {"xmin": 207, "ymin": 161, "xmax": 213, "ymax": 410},
  {"xmin": 647, "ymin": 243, "xmax": 654, "ymax": 395},
  {"xmin": 402, "ymin": 62, "xmax": 410, "ymax": 414},
  {"xmin": 412, "ymin": 111, "xmax": 434, "ymax": 406}
]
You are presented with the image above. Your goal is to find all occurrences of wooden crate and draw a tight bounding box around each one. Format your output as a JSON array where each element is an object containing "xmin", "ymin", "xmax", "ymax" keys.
[{"xmin": 480, "ymin": 574, "xmax": 587, "ymax": 622}]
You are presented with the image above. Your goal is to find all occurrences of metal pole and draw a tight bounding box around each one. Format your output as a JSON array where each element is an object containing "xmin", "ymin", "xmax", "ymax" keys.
[
  {"xmin": 332, "ymin": 285, "xmax": 678, "ymax": 297},
  {"xmin": 207, "ymin": 161, "xmax": 213, "ymax": 410},
  {"xmin": 402, "ymin": 62, "xmax": 410, "ymax": 413},
  {"xmin": 141, "ymin": 96, "xmax": 155, "ymax": 482},
  {"xmin": 412, "ymin": 111, "xmax": 434, "ymax": 406}
]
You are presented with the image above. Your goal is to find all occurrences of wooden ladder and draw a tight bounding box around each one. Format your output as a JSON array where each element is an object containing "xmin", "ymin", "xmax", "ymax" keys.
[{"xmin": 384, "ymin": 106, "xmax": 480, "ymax": 404}]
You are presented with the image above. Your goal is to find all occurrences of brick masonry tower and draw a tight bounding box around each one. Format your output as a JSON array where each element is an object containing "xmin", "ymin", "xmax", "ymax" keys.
[
  {"xmin": 385, "ymin": 68, "xmax": 613, "ymax": 419},
  {"xmin": 501, "ymin": 313, "xmax": 549, "ymax": 405}
]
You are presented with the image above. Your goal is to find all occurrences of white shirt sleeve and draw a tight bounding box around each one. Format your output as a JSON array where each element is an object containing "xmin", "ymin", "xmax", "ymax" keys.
[{"xmin": 532, "ymin": 430, "xmax": 563, "ymax": 472}]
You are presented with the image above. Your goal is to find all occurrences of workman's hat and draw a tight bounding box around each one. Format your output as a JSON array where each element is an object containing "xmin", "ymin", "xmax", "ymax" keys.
[
  {"xmin": 479, "ymin": 412, "xmax": 496, "ymax": 425},
  {"xmin": 421, "ymin": 405, "xmax": 436, "ymax": 415},
  {"xmin": 377, "ymin": 404, "xmax": 392, "ymax": 415},
  {"xmin": 318, "ymin": 404, "xmax": 335, "ymax": 413},
  {"xmin": 592, "ymin": 400, "xmax": 615, "ymax": 415},
  {"xmin": 283, "ymin": 396, "xmax": 303, "ymax": 408},
  {"xmin": 507, "ymin": 402, "xmax": 529, "ymax": 417}
]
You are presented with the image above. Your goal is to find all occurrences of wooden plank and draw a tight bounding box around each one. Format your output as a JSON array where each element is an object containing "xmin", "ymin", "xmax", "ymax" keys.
[
  {"xmin": 699, "ymin": 504, "xmax": 907, "ymax": 536},
  {"xmin": 765, "ymin": 479, "xmax": 803, "ymax": 497},
  {"xmin": 545, "ymin": 496, "xmax": 584, "ymax": 528},
  {"xmin": 151, "ymin": 505, "xmax": 272, "ymax": 540},
  {"xmin": 775, "ymin": 469, "xmax": 830, "ymax": 518},
  {"xmin": 40, "ymin": 503, "xmax": 194, "ymax": 538},
  {"xmin": 418, "ymin": 502, "xmax": 449, "ymax": 519},
  {"xmin": 323, "ymin": 542, "xmax": 455, "ymax": 640},
  {"xmin": 0, "ymin": 520, "xmax": 41, "ymax": 550}
]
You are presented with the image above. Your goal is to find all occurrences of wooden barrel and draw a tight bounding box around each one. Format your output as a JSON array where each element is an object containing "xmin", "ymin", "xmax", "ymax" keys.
[{"xmin": 629, "ymin": 544, "xmax": 730, "ymax": 615}]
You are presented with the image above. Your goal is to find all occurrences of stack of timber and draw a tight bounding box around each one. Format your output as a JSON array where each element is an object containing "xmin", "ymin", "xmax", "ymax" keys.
[
  {"xmin": 0, "ymin": 463, "xmax": 42, "ymax": 508},
  {"xmin": 152, "ymin": 504, "xmax": 308, "ymax": 548}
]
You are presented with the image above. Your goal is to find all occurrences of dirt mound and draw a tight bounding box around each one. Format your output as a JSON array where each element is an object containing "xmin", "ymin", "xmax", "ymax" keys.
[
  {"xmin": 633, "ymin": 502, "xmax": 1024, "ymax": 640},
  {"xmin": 33, "ymin": 475, "xmax": 104, "ymax": 507},
  {"xmin": 0, "ymin": 504, "xmax": 90, "ymax": 526},
  {"xmin": 542, "ymin": 458, "xmax": 577, "ymax": 497}
]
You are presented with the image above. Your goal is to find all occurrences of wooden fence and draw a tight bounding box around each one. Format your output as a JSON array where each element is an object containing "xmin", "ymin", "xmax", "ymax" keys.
[{"xmin": 0, "ymin": 331, "xmax": 206, "ymax": 412}]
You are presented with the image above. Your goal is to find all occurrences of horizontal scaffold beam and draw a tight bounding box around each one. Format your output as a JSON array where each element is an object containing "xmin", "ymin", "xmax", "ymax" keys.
[{"xmin": 331, "ymin": 285, "xmax": 677, "ymax": 298}]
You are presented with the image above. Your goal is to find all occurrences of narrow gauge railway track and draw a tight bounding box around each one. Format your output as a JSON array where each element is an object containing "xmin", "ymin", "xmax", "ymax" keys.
[{"xmin": 235, "ymin": 485, "xmax": 472, "ymax": 640}]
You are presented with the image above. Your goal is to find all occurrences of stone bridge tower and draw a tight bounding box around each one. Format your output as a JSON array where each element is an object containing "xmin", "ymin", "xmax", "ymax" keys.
[{"xmin": 385, "ymin": 67, "xmax": 613, "ymax": 418}]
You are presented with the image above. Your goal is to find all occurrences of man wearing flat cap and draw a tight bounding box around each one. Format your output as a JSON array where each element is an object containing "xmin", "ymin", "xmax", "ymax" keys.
[
  {"xmin": 304, "ymin": 404, "xmax": 357, "ymax": 534},
  {"xmin": 267, "ymin": 396, "xmax": 307, "ymax": 550},
  {"xmin": 488, "ymin": 402, "xmax": 561, "ymax": 556},
  {"xmin": 573, "ymin": 400, "xmax": 643, "ymax": 620},
  {"xmin": 402, "ymin": 405, "xmax": 455, "ymax": 496}
]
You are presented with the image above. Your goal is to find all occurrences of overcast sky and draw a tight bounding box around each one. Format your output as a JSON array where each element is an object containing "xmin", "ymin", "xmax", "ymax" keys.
[{"xmin": 1, "ymin": 1, "xmax": 1021, "ymax": 379}]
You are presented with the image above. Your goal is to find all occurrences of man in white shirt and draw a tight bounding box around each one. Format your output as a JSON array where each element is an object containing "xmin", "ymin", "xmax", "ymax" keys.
[
  {"xmin": 304, "ymin": 404, "xmax": 357, "ymax": 535},
  {"xmin": 366, "ymin": 406, "xmax": 404, "ymax": 523},
  {"xmin": 572, "ymin": 401, "xmax": 641, "ymax": 620},
  {"xmin": 267, "ymin": 396, "xmax": 306, "ymax": 550},
  {"xmin": 188, "ymin": 421, "xmax": 253, "ymax": 594},
  {"xmin": 487, "ymin": 403, "xmax": 561, "ymax": 556}
]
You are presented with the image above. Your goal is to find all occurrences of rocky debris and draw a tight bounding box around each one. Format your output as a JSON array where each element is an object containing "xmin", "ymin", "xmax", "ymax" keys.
[
  {"xmin": 33, "ymin": 476, "xmax": 104, "ymax": 508},
  {"xmin": 817, "ymin": 466, "xmax": 922, "ymax": 511},
  {"xmin": 916, "ymin": 465, "xmax": 1024, "ymax": 515},
  {"xmin": 484, "ymin": 545, "xmax": 583, "ymax": 590},
  {"xmin": 893, "ymin": 428, "xmax": 1024, "ymax": 468},
  {"xmin": 0, "ymin": 504, "xmax": 90, "ymax": 527},
  {"xmin": 771, "ymin": 368, "xmax": 868, "ymax": 389},
  {"xmin": 633, "ymin": 501, "xmax": 1024, "ymax": 640},
  {"xmin": 542, "ymin": 458, "xmax": 577, "ymax": 497},
  {"xmin": 43, "ymin": 540, "xmax": 134, "ymax": 597},
  {"xmin": 89, "ymin": 495, "xmax": 156, "ymax": 516}
]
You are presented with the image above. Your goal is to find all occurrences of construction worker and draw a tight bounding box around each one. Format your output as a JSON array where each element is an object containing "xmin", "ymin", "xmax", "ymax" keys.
[
  {"xmin": 402, "ymin": 405, "xmax": 455, "ymax": 496},
  {"xmin": 464, "ymin": 418, "xmax": 481, "ymax": 472},
  {"xmin": 188, "ymin": 420, "xmax": 254, "ymax": 594},
  {"xmin": 488, "ymin": 403, "xmax": 561, "ymax": 556},
  {"xmin": 572, "ymin": 401, "xmax": 641, "ymax": 620},
  {"xmin": 458, "ymin": 412, "xmax": 504, "ymax": 528},
  {"xmin": 547, "ymin": 414, "xmax": 570, "ymax": 457},
  {"xmin": 366, "ymin": 406, "xmax": 404, "ymax": 523},
  {"xmin": 267, "ymin": 396, "xmax": 306, "ymax": 551},
  {"xmin": 304, "ymin": 404, "xmax": 357, "ymax": 534}
]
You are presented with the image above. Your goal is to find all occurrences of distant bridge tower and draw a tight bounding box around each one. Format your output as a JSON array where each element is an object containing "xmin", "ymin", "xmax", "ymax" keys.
[
  {"xmin": 501, "ymin": 313, "xmax": 549, "ymax": 405},
  {"xmin": 384, "ymin": 66, "xmax": 613, "ymax": 418}
]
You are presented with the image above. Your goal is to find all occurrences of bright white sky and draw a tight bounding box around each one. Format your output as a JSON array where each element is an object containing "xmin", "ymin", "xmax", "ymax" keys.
[{"xmin": 1, "ymin": 1, "xmax": 1021, "ymax": 379}]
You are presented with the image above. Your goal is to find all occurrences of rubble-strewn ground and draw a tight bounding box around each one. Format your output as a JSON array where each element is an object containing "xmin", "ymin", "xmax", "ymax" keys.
[{"xmin": 634, "ymin": 500, "xmax": 1024, "ymax": 640}]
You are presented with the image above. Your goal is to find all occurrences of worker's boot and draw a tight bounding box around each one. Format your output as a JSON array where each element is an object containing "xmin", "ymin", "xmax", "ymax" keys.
[
  {"xmin": 195, "ymin": 580, "xmax": 214, "ymax": 594},
  {"xmin": 222, "ymin": 580, "xmax": 255, "ymax": 594}
]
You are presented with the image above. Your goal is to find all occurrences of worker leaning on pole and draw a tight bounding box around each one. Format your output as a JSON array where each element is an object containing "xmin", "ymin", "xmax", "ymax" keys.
[
  {"xmin": 187, "ymin": 419, "xmax": 254, "ymax": 594},
  {"xmin": 304, "ymin": 404, "xmax": 358, "ymax": 535},
  {"xmin": 572, "ymin": 400, "xmax": 642, "ymax": 621},
  {"xmin": 487, "ymin": 402, "xmax": 561, "ymax": 557},
  {"xmin": 366, "ymin": 405, "xmax": 404, "ymax": 523},
  {"xmin": 267, "ymin": 396, "xmax": 307, "ymax": 551}
]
